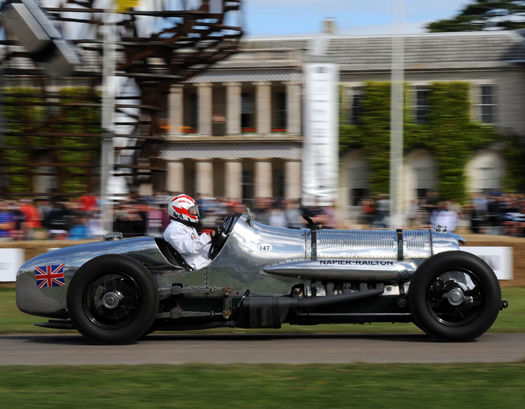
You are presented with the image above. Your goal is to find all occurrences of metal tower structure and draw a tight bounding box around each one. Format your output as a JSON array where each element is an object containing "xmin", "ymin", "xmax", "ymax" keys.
[{"xmin": 0, "ymin": 0, "xmax": 243, "ymax": 197}]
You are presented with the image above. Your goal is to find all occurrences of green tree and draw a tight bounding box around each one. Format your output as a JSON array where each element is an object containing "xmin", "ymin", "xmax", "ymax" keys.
[{"xmin": 426, "ymin": 0, "xmax": 525, "ymax": 32}]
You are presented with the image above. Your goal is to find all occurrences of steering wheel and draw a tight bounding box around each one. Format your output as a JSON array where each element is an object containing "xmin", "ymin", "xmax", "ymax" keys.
[{"xmin": 208, "ymin": 214, "xmax": 237, "ymax": 259}]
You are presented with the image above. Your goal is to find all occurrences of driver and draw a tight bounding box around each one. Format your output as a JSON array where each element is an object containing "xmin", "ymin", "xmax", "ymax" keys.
[{"xmin": 163, "ymin": 194, "xmax": 214, "ymax": 270}]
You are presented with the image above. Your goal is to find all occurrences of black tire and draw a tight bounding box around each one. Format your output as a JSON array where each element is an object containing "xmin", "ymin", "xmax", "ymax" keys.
[
  {"xmin": 409, "ymin": 251, "xmax": 501, "ymax": 341},
  {"xmin": 67, "ymin": 254, "xmax": 158, "ymax": 344}
]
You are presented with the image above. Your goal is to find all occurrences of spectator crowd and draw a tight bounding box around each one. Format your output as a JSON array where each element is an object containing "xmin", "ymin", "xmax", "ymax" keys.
[{"xmin": 1, "ymin": 191, "xmax": 525, "ymax": 242}]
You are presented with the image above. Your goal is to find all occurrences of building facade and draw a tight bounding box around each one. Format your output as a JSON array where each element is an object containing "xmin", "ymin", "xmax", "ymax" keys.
[
  {"xmin": 163, "ymin": 47, "xmax": 304, "ymax": 204},
  {"xmin": 162, "ymin": 29, "xmax": 525, "ymax": 219}
]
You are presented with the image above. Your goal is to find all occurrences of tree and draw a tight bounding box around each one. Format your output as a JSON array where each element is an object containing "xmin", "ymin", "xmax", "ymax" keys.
[{"xmin": 426, "ymin": 0, "xmax": 525, "ymax": 32}]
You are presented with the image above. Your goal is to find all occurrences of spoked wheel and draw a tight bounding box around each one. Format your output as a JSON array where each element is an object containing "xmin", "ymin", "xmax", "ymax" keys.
[
  {"xmin": 67, "ymin": 255, "xmax": 158, "ymax": 344},
  {"xmin": 409, "ymin": 251, "xmax": 501, "ymax": 341}
]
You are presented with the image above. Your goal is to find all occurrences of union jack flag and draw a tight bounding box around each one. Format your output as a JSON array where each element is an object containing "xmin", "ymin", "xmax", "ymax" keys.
[{"xmin": 34, "ymin": 264, "xmax": 65, "ymax": 288}]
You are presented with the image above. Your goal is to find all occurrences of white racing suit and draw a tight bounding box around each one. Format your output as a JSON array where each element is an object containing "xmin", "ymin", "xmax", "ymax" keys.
[{"xmin": 163, "ymin": 220, "xmax": 212, "ymax": 270}]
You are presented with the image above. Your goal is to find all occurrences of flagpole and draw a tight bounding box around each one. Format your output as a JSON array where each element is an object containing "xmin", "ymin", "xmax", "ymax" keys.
[
  {"xmin": 100, "ymin": 3, "xmax": 117, "ymax": 234},
  {"xmin": 390, "ymin": 0, "xmax": 405, "ymax": 227}
]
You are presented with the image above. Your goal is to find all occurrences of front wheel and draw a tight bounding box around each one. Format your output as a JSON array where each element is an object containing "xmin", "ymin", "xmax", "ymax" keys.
[
  {"xmin": 409, "ymin": 251, "xmax": 501, "ymax": 341},
  {"xmin": 67, "ymin": 255, "xmax": 158, "ymax": 344}
]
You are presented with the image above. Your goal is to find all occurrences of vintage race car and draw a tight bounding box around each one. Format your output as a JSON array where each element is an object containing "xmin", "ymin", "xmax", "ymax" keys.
[{"xmin": 16, "ymin": 213, "xmax": 507, "ymax": 344}]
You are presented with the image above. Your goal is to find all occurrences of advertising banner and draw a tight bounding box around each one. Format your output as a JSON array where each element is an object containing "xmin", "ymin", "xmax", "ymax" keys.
[
  {"xmin": 303, "ymin": 63, "xmax": 339, "ymax": 206},
  {"xmin": 462, "ymin": 246, "xmax": 513, "ymax": 280},
  {"xmin": 0, "ymin": 249, "xmax": 24, "ymax": 282}
]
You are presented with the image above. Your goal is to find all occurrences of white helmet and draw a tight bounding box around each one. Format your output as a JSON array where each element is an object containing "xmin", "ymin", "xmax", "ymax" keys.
[{"xmin": 168, "ymin": 194, "xmax": 200, "ymax": 224}]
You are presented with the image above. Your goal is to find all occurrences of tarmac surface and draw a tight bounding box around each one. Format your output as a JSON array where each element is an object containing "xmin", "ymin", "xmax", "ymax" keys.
[{"xmin": 1, "ymin": 332, "xmax": 524, "ymax": 365}]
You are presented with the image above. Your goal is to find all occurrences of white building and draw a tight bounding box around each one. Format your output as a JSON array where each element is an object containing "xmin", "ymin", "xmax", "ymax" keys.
[{"xmin": 160, "ymin": 29, "xmax": 525, "ymax": 219}]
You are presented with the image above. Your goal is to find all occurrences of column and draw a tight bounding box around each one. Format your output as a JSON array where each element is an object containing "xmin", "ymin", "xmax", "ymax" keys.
[
  {"xmin": 254, "ymin": 159, "xmax": 272, "ymax": 198},
  {"xmin": 224, "ymin": 159, "xmax": 242, "ymax": 201},
  {"xmin": 225, "ymin": 82, "xmax": 241, "ymax": 135},
  {"xmin": 285, "ymin": 159, "xmax": 302, "ymax": 200},
  {"xmin": 255, "ymin": 81, "xmax": 271, "ymax": 135},
  {"xmin": 168, "ymin": 84, "xmax": 184, "ymax": 137},
  {"xmin": 166, "ymin": 160, "xmax": 184, "ymax": 193},
  {"xmin": 195, "ymin": 159, "xmax": 214, "ymax": 196},
  {"xmin": 286, "ymin": 81, "xmax": 301, "ymax": 135},
  {"xmin": 196, "ymin": 82, "xmax": 212, "ymax": 136}
]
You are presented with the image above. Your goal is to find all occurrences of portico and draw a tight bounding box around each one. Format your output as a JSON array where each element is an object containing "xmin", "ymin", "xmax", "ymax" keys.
[{"xmin": 164, "ymin": 48, "xmax": 304, "ymax": 203}]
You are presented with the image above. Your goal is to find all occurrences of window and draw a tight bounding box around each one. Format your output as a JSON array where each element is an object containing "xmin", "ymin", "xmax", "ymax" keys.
[
  {"xmin": 272, "ymin": 91, "xmax": 287, "ymax": 131},
  {"xmin": 184, "ymin": 92, "xmax": 197, "ymax": 133},
  {"xmin": 351, "ymin": 87, "xmax": 363, "ymax": 125},
  {"xmin": 351, "ymin": 188, "xmax": 368, "ymax": 206},
  {"xmin": 241, "ymin": 92, "xmax": 255, "ymax": 131},
  {"xmin": 272, "ymin": 161, "xmax": 285, "ymax": 198},
  {"xmin": 414, "ymin": 88, "xmax": 430, "ymax": 124},
  {"xmin": 480, "ymin": 85, "xmax": 496, "ymax": 124},
  {"xmin": 468, "ymin": 150, "xmax": 503, "ymax": 194},
  {"xmin": 242, "ymin": 168, "xmax": 254, "ymax": 201},
  {"xmin": 416, "ymin": 188, "xmax": 429, "ymax": 199}
]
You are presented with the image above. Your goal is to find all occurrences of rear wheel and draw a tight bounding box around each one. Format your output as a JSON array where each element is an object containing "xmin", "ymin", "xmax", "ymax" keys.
[
  {"xmin": 67, "ymin": 255, "xmax": 158, "ymax": 344},
  {"xmin": 409, "ymin": 251, "xmax": 501, "ymax": 341}
]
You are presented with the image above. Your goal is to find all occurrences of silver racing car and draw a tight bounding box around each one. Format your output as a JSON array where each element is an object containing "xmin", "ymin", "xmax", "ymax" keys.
[{"xmin": 16, "ymin": 213, "xmax": 507, "ymax": 344}]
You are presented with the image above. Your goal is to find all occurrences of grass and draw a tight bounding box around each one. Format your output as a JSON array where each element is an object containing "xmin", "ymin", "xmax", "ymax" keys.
[
  {"xmin": 1, "ymin": 285, "xmax": 524, "ymax": 408},
  {"xmin": 1, "ymin": 363, "xmax": 524, "ymax": 408},
  {"xmin": 1, "ymin": 284, "xmax": 524, "ymax": 335}
]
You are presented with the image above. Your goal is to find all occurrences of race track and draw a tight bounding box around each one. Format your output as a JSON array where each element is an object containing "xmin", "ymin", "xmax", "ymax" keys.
[{"xmin": 1, "ymin": 333, "xmax": 524, "ymax": 365}]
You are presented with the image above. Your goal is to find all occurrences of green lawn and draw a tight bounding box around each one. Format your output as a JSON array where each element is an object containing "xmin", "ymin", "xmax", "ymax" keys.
[
  {"xmin": 2, "ymin": 286, "xmax": 524, "ymax": 408},
  {"xmin": 1, "ymin": 363, "xmax": 524, "ymax": 408},
  {"xmin": 1, "ymin": 285, "xmax": 524, "ymax": 335}
]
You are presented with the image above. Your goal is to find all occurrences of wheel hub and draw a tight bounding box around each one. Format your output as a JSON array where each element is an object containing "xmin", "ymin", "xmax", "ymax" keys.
[
  {"xmin": 443, "ymin": 288, "xmax": 473, "ymax": 306},
  {"xmin": 102, "ymin": 291, "xmax": 124, "ymax": 309}
]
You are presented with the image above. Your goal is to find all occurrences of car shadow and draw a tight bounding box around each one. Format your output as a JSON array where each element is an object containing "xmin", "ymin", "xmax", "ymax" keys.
[{"xmin": 3, "ymin": 332, "xmax": 477, "ymax": 345}]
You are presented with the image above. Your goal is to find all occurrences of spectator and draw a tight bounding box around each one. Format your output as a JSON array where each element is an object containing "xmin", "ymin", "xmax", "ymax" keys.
[
  {"xmin": 374, "ymin": 194, "xmax": 389, "ymax": 227},
  {"xmin": 254, "ymin": 197, "xmax": 271, "ymax": 225},
  {"xmin": 322, "ymin": 205, "xmax": 339, "ymax": 229},
  {"xmin": 360, "ymin": 199, "xmax": 375, "ymax": 227},
  {"xmin": 269, "ymin": 199, "xmax": 287, "ymax": 227},
  {"xmin": 36, "ymin": 198, "xmax": 53, "ymax": 225},
  {"xmin": 8, "ymin": 201, "xmax": 26, "ymax": 240},
  {"xmin": 10, "ymin": 191, "xmax": 525, "ymax": 239},
  {"xmin": 47, "ymin": 202, "xmax": 73, "ymax": 239},
  {"xmin": 470, "ymin": 193, "xmax": 489, "ymax": 233},
  {"xmin": 19, "ymin": 199, "xmax": 42, "ymax": 239},
  {"xmin": 0, "ymin": 200, "xmax": 15, "ymax": 241},
  {"xmin": 69, "ymin": 213, "xmax": 91, "ymax": 240},
  {"xmin": 113, "ymin": 202, "xmax": 146, "ymax": 237},
  {"xmin": 78, "ymin": 194, "xmax": 97, "ymax": 212},
  {"xmin": 487, "ymin": 193, "xmax": 503, "ymax": 235},
  {"xmin": 284, "ymin": 199, "xmax": 303, "ymax": 228},
  {"xmin": 421, "ymin": 191, "xmax": 439, "ymax": 226},
  {"xmin": 146, "ymin": 203, "xmax": 164, "ymax": 236},
  {"xmin": 87, "ymin": 208, "xmax": 105, "ymax": 238},
  {"xmin": 431, "ymin": 201, "xmax": 458, "ymax": 232}
]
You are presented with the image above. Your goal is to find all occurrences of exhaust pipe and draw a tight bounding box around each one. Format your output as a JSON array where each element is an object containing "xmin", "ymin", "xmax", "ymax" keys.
[
  {"xmin": 280, "ymin": 288, "xmax": 384, "ymax": 309},
  {"xmin": 236, "ymin": 288, "xmax": 384, "ymax": 328}
]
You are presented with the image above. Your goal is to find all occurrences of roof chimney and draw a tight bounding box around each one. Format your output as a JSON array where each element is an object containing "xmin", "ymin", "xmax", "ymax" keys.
[{"xmin": 322, "ymin": 18, "xmax": 337, "ymax": 35}]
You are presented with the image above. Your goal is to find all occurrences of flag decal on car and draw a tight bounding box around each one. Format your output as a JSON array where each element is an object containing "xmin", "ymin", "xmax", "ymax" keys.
[{"xmin": 34, "ymin": 264, "xmax": 65, "ymax": 288}]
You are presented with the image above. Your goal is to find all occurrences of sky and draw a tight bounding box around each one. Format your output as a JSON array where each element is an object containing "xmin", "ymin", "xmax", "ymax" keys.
[{"xmin": 244, "ymin": 0, "xmax": 473, "ymax": 37}]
